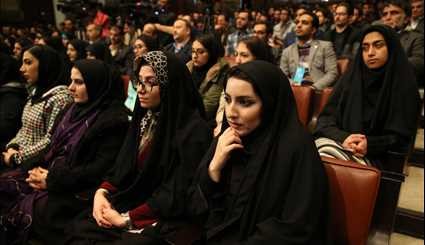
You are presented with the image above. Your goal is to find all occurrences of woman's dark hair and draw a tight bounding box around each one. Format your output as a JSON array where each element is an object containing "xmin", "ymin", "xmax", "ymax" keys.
[
  {"xmin": 137, "ymin": 34, "xmax": 159, "ymax": 52},
  {"xmin": 238, "ymin": 36, "xmax": 274, "ymax": 64},
  {"xmin": 68, "ymin": 39, "xmax": 89, "ymax": 61},
  {"xmin": 194, "ymin": 33, "xmax": 224, "ymax": 66},
  {"xmin": 86, "ymin": 41, "xmax": 112, "ymax": 64},
  {"xmin": 15, "ymin": 37, "xmax": 33, "ymax": 53}
]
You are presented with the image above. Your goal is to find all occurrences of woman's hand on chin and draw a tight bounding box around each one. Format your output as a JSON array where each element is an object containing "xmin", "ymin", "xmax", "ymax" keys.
[{"xmin": 209, "ymin": 127, "xmax": 244, "ymax": 182}]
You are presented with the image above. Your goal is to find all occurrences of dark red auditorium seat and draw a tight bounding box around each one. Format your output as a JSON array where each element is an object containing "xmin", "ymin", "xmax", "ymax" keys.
[
  {"xmin": 121, "ymin": 74, "xmax": 130, "ymax": 96},
  {"xmin": 290, "ymin": 85, "xmax": 314, "ymax": 127},
  {"xmin": 309, "ymin": 87, "xmax": 333, "ymax": 130},
  {"xmin": 322, "ymin": 156, "xmax": 381, "ymax": 245}
]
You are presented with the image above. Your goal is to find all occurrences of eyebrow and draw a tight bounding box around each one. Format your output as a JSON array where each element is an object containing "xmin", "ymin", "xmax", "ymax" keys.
[
  {"xmin": 225, "ymin": 93, "xmax": 256, "ymax": 100},
  {"xmin": 362, "ymin": 40, "xmax": 385, "ymax": 45}
]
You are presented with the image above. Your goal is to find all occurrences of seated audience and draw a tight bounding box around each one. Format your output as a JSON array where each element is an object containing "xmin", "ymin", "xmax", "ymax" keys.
[
  {"xmin": 215, "ymin": 36, "xmax": 275, "ymax": 136},
  {"xmin": 2, "ymin": 45, "xmax": 73, "ymax": 169},
  {"xmin": 12, "ymin": 37, "xmax": 33, "ymax": 65},
  {"xmin": 0, "ymin": 51, "xmax": 27, "ymax": 152},
  {"xmin": 234, "ymin": 36, "xmax": 275, "ymax": 65},
  {"xmin": 280, "ymin": 11, "xmax": 338, "ymax": 90},
  {"xmin": 323, "ymin": 3, "xmax": 361, "ymax": 74},
  {"xmin": 408, "ymin": 0, "xmax": 424, "ymax": 33},
  {"xmin": 125, "ymin": 35, "xmax": 160, "ymax": 112},
  {"xmin": 225, "ymin": 9, "xmax": 252, "ymax": 56},
  {"xmin": 67, "ymin": 51, "xmax": 211, "ymax": 244},
  {"xmin": 66, "ymin": 39, "xmax": 89, "ymax": 63},
  {"xmin": 108, "ymin": 26, "xmax": 132, "ymax": 75},
  {"xmin": 86, "ymin": 41, "xmax": 113, "ymax": 64},
  {"xmin": 0, "ymin": 59, "xmax": 129, "ymax": 244},
  {"xmin": 85, "ymin": 23, "xmax": 104, "ymax": 44},
  {"xmin": 163, "ymin": 18, "xmax": 193, "ymax": 64},
  {"xmin": 187, "ymin": 33, "xmax": 229, "ymax": 122},
  {"xmin": 314, "ymin": 25, "xmax": 420, "ymax": 165},
  {"xmin": 381, "ymin": 0, "xmax": 424, "ymax": 85},
  {"xmin": 187, "ymin": 60, "xmax": 328, "ymax": 244}
]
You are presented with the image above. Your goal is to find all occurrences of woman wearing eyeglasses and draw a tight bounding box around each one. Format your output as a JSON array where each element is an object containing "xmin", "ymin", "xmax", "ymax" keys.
[
  {"xmin": 187, "ymin": 33, "xmax": 230, "ymax": 124},
  {"xmin": 67, "ymin": 51, "xmax": 211, "ymax": 244},
  {"xmin": 125, "ymin": 35, "xmax": 160, "ymax": 112}
]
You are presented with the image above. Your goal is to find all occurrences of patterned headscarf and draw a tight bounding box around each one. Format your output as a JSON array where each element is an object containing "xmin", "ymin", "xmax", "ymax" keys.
[{"xmin": 139, "ymin": 51, "xmax": 169, "ymax": 86}]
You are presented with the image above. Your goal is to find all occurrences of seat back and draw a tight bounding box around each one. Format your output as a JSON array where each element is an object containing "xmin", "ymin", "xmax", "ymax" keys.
[
  {"xmin": 309, "ymin": 87, "xmax": 333, "ymax": 130},
  {"xmin": 322, "ymin": 157, "xmax": 380, "ymax": 245},
  {"xmin": 290, "ymin": 85, "xmax": 313, "ymax": 127},
  {"xmin": 121, "ymin": 74, "xmax": 130, "ymax": 96}
]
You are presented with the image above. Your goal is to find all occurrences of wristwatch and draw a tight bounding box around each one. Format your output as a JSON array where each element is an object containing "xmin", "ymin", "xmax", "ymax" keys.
[{"xmin": 121, "ymin": 212, "xmax": 133, "ymax": 230}]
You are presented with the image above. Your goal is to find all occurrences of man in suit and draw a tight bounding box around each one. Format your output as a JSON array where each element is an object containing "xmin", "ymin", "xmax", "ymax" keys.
[
  {"xmin": 382, "ymin": 0, "xmax": 424, "ymax": 85},
  {"xmin": 409, "ymin": 0, "xmax": 424, "ymax": 33},
  {"xmin": 163, "ymin": 18, "xmax": 192, "ymax": 64},
  {"xmin": 280, "ymin": 11, "xmax": 338, "ymax": 90}
]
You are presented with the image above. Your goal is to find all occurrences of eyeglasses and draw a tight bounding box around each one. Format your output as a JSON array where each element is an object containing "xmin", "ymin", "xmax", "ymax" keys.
[
  {"xmin": 133, "ymin": 44, "xmax": 145, "ymax": 49},
  {"xmin": 137, "ymin": 76, "xmax": 159, "ymax": 92},
  {"xmin": 191, "ymin": 48, "xmax": 207, "ymax": 55}
]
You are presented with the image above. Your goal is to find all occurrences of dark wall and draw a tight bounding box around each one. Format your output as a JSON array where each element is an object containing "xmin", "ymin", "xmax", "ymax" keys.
[{"xmin": 0, "ymin": 0, "xmax": 54, "ymax": 25}]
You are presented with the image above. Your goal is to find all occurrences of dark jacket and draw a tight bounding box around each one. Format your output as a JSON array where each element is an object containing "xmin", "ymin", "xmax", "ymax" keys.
[
  {"xmin": 33, "ymin": 101, "xmax": 129, "ymax": 244},
  {"xmin": 163, "ymin": 41, "xmax": 192, "ymax": 64},
  {"xmin": 110, "ymin": 44, "xmax": 133, "ymax": 76},
  {"xmin": 0, "ymin": 82, "xmax": 27, "ymax": 150},
  {"xmin": 399, "ymin": 30, "xmax": 424, "ymax": 86},
  {"xmin": 187, "ymin": 58, "xmax": 229, "ymax": 121}
]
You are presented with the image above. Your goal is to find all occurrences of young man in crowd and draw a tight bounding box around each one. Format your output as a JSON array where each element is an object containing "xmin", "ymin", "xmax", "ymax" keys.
[
  {"xmin": 225, "ymin": 9, "xmax": 252, "ymax": 56},
  {"xmin": 280, "ymin": 11, "xmax": 338, "ymax": 90}
]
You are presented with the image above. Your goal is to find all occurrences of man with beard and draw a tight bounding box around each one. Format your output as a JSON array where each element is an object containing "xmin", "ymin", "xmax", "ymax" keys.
[{"xmin": 225, "ymin": 9, "xmax": 252, "ymax": 56}]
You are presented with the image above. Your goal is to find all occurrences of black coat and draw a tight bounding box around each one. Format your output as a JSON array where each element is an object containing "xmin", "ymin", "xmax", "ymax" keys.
[
  {"xmin": 188, "ymin": 61, "xmax": 328, "ymax": 245},
  {"xmin": 399, "ymin": 30, "xmax": 424, "ymax": 86},
  {"xmin": 32, "ymin": 101, "xmax": 129, "ymax": 244},
  {"xmin": 0, "ymin": 83, "xmax": 27, "ymax": 150}
]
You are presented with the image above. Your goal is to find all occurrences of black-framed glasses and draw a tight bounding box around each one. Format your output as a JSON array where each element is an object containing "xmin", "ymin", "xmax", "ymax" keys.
[{"xmin": 137, "ymin": 76, "xmax": 159, "ymax": 92}]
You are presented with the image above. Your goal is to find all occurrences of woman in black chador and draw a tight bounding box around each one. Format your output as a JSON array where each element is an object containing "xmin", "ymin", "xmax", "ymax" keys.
[
  {"xmin": 314, "ymin": 25, "xmax": 420, "ymax": 164},
  {"xmin": 67, "ymin": 51, "xmax": 211, "ymax": 244},
  {"xmin": 187, "ymin": 60, "xmax": 328, "ymax": 244},
  {"xmin": 0, "ymin": 59, "xmax": 129, "ymax": 244}
]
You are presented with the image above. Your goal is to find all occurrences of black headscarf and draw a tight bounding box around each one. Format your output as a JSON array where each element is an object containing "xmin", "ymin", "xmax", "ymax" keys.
[
  {"xmin": 191, "ymin": 33, "xmax": 224, "ymax": 87},
  {"xmin": 189, "ymin": 61, "xmax": 327, "ymax": 243},
  {"xmin": 68, "ymin": 39, "xmax": 89, "ymax": 61},
  {"xmin": 26, "ymin": 45, "xmax": 66, "ymax": 103},
  {"xmin": 106, "ymin": 51, "xmax": 211, "ymax": 217},
  {"xmin": 86, "ymin": 41, "xmax": 112, "ymax": 64},
  {"xmin": 70, "ymin": 59, "xmax": 113, "ymax": 122},
  {"xmin": 315, "ymin": 25, "xmax": 420, "ymax": 153},
  {"xmin": 0, "ymin": 52, "xmax": 21, "ymax": 86},
  {"xmin": 239, "ymin": 36, "xmax": 275, "ymax": 64}
]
